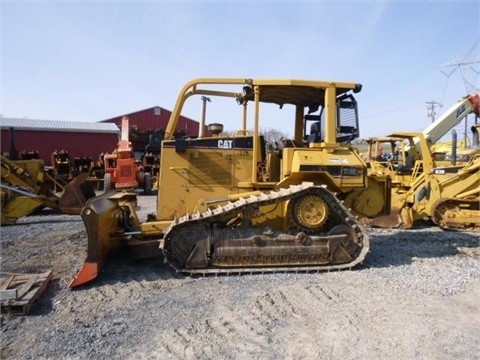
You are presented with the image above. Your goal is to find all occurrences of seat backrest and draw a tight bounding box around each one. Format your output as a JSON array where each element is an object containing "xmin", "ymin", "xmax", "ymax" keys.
[{"xmin": 307, "ymin": 122, "xmax": 322, "ymax": 143}]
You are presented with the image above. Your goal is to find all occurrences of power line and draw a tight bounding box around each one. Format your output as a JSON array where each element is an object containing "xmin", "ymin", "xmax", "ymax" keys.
[{"xmin": 438, "ymin": 38, "xmax": 480, "ymax": 94}]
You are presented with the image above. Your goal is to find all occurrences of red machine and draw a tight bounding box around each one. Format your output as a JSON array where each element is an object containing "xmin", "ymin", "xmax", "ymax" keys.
[{"xmin": 103, "ymin": 116, "xmax": 140, "ymax": 190}]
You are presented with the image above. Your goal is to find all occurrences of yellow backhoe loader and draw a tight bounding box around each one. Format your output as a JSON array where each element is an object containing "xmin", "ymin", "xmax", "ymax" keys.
[
  {"xmin": 400, "ymin": 153, "xmax": 480, "ymax": 231},
  {"xmin": 352, "ymin": 94, "xmax": 480, "ymax": 229},
  {"xmin": 343, "ymin": 132, "xmax": 434, "ymax": 228},
  {"xmin": 70, "ymin": 77, "xmax": 372, "ymax": 288},
  {"xmin": 1, "ymin": 155, "xmax": 96, "ymax": 225},
  {"xmin": 399, "ymin": 123, "xmax": 480, "ymax": 231},
  {"xmin": 353, "ymin": 130, "xmax": 479, "ymax": 230}
]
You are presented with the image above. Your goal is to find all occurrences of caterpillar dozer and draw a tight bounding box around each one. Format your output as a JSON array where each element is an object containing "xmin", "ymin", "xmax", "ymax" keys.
[{"xmin": 69, "ymin": 78, "xmax": 371, "ymax": 288}]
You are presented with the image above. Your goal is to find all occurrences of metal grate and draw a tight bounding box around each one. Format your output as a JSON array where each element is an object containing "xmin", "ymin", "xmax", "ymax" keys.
[
  {"xmin": 304, "ymin": 94, "xmax": 360, "ymax": 144},
  {"xmin": 188, "ymin": 151, "xmax": 232, "ymax": 188}
]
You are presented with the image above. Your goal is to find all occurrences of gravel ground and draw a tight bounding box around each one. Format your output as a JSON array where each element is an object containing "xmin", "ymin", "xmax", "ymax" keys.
[{"xmin": 1, "ymin": 192, "xmax": 479, "ymax": 359}]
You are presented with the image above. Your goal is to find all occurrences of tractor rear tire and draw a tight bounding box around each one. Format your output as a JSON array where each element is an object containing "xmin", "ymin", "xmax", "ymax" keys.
[
  {"xmin": 143, "ymin": 173, "xmax": 152, "ymax": 195},
  {"xmin": 103, "ymin": 173, "xmax": 112, "ymax": 193}
]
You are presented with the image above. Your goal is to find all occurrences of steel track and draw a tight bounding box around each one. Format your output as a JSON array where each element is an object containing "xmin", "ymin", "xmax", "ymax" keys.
[{"xmin": 161, "ymin": 182, "xmax": 370, "ymax": 275}]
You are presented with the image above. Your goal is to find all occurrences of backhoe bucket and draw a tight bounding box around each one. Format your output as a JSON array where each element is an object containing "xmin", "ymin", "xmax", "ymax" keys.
[
  {"xmin": 58, "ymin": 172, "xmax": 96, "ymax": 215},
  {"xmin": 69, "ymin": 191, "xmax": 132, "ymax": 288}
]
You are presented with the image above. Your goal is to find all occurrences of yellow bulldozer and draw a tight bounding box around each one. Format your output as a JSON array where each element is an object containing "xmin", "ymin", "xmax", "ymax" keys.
[{"xmin": 69, "ymin": 77, "xmax": 373, "ymax": 288}]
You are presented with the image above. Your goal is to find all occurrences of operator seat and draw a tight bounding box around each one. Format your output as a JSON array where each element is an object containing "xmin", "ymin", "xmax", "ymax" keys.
[{"xmin": 306, "ymin": 121, "xmax": 322, "ymax": 144}]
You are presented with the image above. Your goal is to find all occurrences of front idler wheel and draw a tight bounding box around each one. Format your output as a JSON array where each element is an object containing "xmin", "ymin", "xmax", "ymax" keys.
[{"xmin": 164, "ymin": 223, "xmax": 211, "ymax": 269}]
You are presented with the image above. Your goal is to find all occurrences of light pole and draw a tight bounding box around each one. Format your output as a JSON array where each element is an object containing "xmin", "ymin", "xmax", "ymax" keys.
[{"xmin": 199, "ymin": 96, "xmax": 211, "ymax": 138}]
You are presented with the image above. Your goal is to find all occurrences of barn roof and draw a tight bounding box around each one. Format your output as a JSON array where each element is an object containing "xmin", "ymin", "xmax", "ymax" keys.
[
  {"xmin": 0, "ymin": 118, "xmax": 120, "ymax": 133},
  {"xmin": 100, "ymin": 106, "xmax": 164, "ymax": 122}
]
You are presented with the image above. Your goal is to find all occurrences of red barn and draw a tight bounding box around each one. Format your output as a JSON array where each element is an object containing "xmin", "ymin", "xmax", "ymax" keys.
[
  {"xmin": 100, "ymin": 106, "xmax": 204, "ymax": 137},
  {"xmin": 1, "ymin": 107, "xmax": 204, "ymax": 167},
  {"xmin": 1, "ymin": 118, "xmax": 119, "ymax": 166}
]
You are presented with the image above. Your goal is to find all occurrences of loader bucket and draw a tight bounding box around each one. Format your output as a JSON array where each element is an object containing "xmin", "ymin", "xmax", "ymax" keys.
[
  {"xmin": 69, "ymin": 191, "xmax": 129, "ymax": 288},
  {"xmin": 1, "ymin": 195, "xmax": 44, "ymax": 225},
  {"xmin": 360, "ymin": 208, "xmax": 402, "ymax": 229},
  {"xmin": 59, "ymin": 172, "xmax": 96, "ymax": 215}
]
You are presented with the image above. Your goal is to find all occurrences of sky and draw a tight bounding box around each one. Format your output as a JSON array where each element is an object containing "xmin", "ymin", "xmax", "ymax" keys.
[{"xmin": 1, "ymin": 0, "xmax": 479, "ymax": 139}]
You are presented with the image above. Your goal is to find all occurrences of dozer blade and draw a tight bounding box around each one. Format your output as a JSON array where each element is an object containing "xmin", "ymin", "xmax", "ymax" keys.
[
  {"xmin": 69, "ymin": 191, "xmax": 133, "ymax": 288},
  {"xmin": 58, "ymin": 172, "xmax": 96, "ymax": 215}
]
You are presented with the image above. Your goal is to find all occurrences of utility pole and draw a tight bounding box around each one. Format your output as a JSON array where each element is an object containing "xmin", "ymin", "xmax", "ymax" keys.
[{"xmin": 426, "ymin": 100, "xmax": 442, "ymax": 123}]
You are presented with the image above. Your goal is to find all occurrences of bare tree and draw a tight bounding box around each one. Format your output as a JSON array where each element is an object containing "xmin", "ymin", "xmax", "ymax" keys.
[
  {"xmin": 260, "ymin": 127, "xmax": 290, "ymax": 144},
  {"xmin": 219, "ymin": 128, "xmax": 290, "ymax": 143}
]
